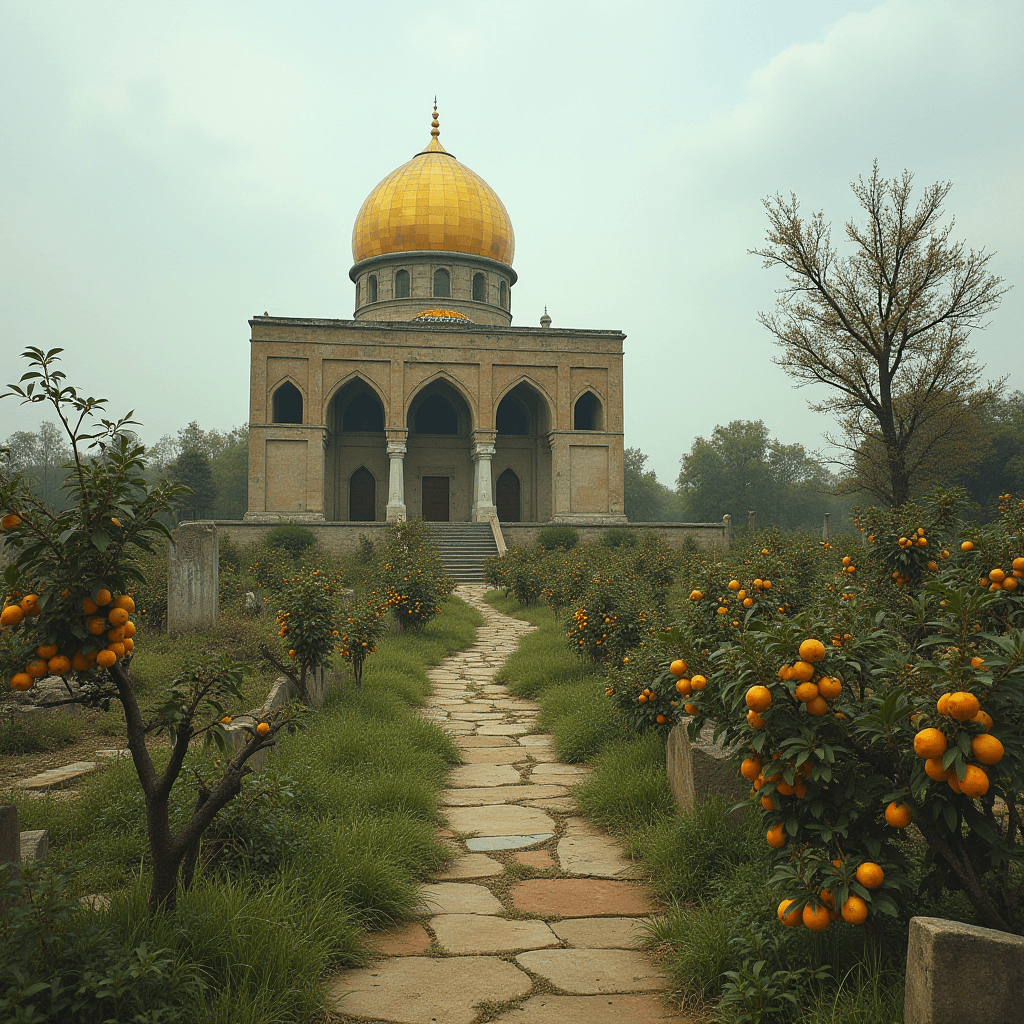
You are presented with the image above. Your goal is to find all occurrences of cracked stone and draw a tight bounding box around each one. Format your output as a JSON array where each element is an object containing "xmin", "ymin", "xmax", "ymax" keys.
[
  {"xmin": 442, "ymin": 785, "xmax": 568, "ymax": 806},
  {"xmin": 550, "ymin": 917, "xmax": 649, "ymax": 949},
  {"xmin": 514, "ymin": 949, "xmax": 668, "ymax": 994},
  {"xmin": 431, "ymin": 914, "xmax": 559, "ymax": 954},
  {"xmin": 449, "ymin": 764, "xmax": 522, "ymax": 788},
  {"xmin": 446, "ymin": 804, "xmax": 556, "ymax": 837}
]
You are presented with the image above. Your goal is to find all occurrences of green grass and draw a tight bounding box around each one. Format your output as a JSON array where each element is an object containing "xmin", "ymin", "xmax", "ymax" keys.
[
  {"xmin": 9, "ymin": 595, "xmax": 481, "ymax": 1024},
  {"xmin": 0, "ymin": 712, "xmax": 85, "ymax": 754}
]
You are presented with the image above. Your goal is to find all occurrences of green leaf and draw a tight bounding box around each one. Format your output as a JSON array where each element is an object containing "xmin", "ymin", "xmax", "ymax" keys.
[{"xmin": 91, "ymin": 528, "xmax": 111, "ymax": 552}]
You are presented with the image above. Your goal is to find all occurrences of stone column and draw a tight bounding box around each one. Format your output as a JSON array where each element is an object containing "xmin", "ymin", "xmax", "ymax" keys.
[
  {"xmin": 167, "ymin": 522, "xmax": 219, "ymax": 633},
  {"xmin": 385, "ymin": 430, "xmax": 408, "ymax": 522},
  {"xmin": 471, "ymin": 430, "xmax": 498, "ymax": 522}
]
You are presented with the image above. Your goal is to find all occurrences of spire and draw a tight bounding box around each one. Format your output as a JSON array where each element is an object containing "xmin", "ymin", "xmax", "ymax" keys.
[
  {"xmin": 431, "ymin": 97, "xmax": 439, "ymax": 139},
  {"xmin": 419, "ymin": 97, "xmax": 451, "ymax": 155}
]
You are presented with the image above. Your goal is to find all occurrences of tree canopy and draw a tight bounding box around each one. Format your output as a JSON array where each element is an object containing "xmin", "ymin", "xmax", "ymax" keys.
[{"xmin": 624, "ymin": 447, "xmax": 680, "ymax": 522}]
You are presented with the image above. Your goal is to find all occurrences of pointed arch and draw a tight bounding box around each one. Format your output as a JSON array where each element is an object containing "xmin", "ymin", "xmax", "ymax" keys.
[
  {"xmin": 493, "ymin": 375, "xmax": 555, "ymax": 433},
  {"xmin": 270, "ymin": 377, "xmax": 304, "ymax": 424},
  {"xmin": 349, "ymin": 465, "xmax": 376, "ymax": 521},
  {"xmin": 573, "ymin": 388, "xmax": 604, "ymax": 431},
  {"xmin": 323, "ymin": 370, "xmax": 389, "ymax": 425},
  {"xmin": 405, "ymin": 370, "xmax": 478, "ymax": 430}
]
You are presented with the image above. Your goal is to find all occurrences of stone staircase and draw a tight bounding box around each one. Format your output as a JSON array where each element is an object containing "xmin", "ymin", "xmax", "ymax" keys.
[{"xmin": 429, "ymin": 522, "xmax": 500, "ymax": 584}]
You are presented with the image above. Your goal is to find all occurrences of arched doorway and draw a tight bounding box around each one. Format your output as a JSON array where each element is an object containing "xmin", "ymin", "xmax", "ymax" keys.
[
  {"xmin": 349, "ymin": 466, "xmax": 376, "ymax": 521},
  {"xmin": 407, "ymin": 379, "xmax": 473, "ymax": 522},
  {"xmin": 496, "ymin": 469, "xmax": 521, "ymax": 522}
]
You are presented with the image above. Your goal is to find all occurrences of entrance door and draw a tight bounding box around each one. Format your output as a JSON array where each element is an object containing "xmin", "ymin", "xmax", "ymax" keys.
[
  {"xmin": 349, "ymin": 466, "xmax": 376, "ymax": 521},
  {"xmin": 422, "ymin": 476, "xmax": 450, "ymax": 522},
  {"xmin": 496, "ymin": 469, "xmax": 521, "ymax": 522}
]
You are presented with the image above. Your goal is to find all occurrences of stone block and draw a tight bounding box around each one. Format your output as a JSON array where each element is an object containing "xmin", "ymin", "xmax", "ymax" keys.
[
  {"xmin": 167, "ymin": 522, "xmax": 219, "ymax": 633},
  {"xmin": 904, "ymin": 916, "xmax": 1024, "ymax": 1024},
  {"xmin": 14, "ymin": 762, "xmax": 98, "ymax": 791},
  {"xmin": 20, "ymin": 830, "xmax": 48, "ymax": 861},
  {"xmin": 665, "ymin": 723, "xmax": 746, "ymax": 818}
]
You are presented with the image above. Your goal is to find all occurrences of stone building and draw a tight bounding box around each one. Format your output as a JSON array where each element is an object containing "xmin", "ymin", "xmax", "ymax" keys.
[{"xmin": 245, "ymin": 107, "xmax": 626, "ymax": 526}]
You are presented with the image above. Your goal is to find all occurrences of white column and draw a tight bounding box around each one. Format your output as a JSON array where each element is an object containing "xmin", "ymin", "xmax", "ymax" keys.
[
  {"xmin": 386, "ymin": 437, "xmax": 407, "ymax": 522},
  {"xmin": 471, "ymin": 439, "xmax": 498, "ymax": 522}
]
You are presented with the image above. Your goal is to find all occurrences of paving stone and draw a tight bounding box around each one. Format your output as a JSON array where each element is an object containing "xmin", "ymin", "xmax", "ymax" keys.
[
  {"xmin": 367, "ymin": 921, "xmax": 433, "ymax": 955},
  {"xmin": 518, "ymin": 734, "xmax": 555, "ymax": 746},
  {"xmin": 431, "ymin": 913, "xmax": 560, "ymax": 954},
  {"xmin": 419, "ymin": 882, "xmax": 503, "ymax": 915},
  {"xmin": 457, "ymin": 735, "xmax": 514, "ymax": 748},
  {"xmin": 442, "ymin": 785, "xmax": 568, "ymax": 806},
  {"xmin": 557, "ymin": 835, "xmax": 635, "ymax": 878},
  {"xmin": 446, "ymin": 804, "xmax": 555, "ymax": 837},
  {"xmin": 14, "ymin": 762, "xmax": 99, "ymax": 790},
  {"xmin": 328, "ymin": 955, "xmax": 532, "ymax": 1024},
  {"xmin": 489, "ymin": 993, "xmax": 682, "ymax": 1022},
  {"xmin": 445, "ymin": 725, "xmax": 476, "ymax": 735},
  {"xmin": 460, "ymin": 747, "xmax": 532, "ymax": 764},
  {"xmin": 466, "ymin": 834, "xmax": 554, "ymax": 852},
  {"xmin": 515, "ymin": 949, "xmax": 668, "ymax": 994},
  {"xmin": 550, "ymin": 917, "xmax": 648, "ymax": 949},
  {"xmin": 511, "ymin": 879, "xmax": 655, "ymax": 918},
  {"xmin": 449, "ymin": 764, "xmax": 522, "ymax": 788},
  {"xmin": 514, "ymin": 849, "xmax": 556, "ymax": 869},
  {"xmin": 529, "ymin": 763, "xmax": 592, "ymax": 780},
  {"xmin": 524, "ymin": 797, "xmax": 578, "ymax": 812},
  {"xmin": 449, "ymin": 711, "xmax": 505, "ymax": 721},
  {"xmin": 478, "ymin": 723, "xmax": 530, "ymax": 735},
  {"xmin": 432, "ymin": 853, "xmax": 504, "ymax": 880}
]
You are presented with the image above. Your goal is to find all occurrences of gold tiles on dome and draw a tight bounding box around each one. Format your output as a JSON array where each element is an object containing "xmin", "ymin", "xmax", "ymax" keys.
[{"xmin": 351, "ymin": 144, "xmax": 515, "ymax": 265}]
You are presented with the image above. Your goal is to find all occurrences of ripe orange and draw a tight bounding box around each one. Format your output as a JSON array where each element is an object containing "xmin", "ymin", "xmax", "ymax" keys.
[
  {"xmin": 728, "ymin": 579, "xmax": 741, "ymax": 591},
  {"xmin": 256, "ymin": 721, "xmax": 270, "ymax": 736},
  {"xmin": 10, "ymin": 672, "xmax": 33, "ymax": 690},
  {"xmin": 1005, "ymin": 578, "xmax": 1019, "ymax": 592},
  {"xmin": 87, "ymin": 616, "xmax": 107, "ymax": 635},
  {"xmin": 106, "ymin": 642, "xmax": 125, "ymax": 658},
  {"xmin": 675, "ymin": 679, "xmax": 692, "ymax": 695},
  {"xmin": 936, "ymin": 692, "xmax": 952, "ymax": 716},
  {"xmin": 96, "ymin": 650, "xmax": 117, "ymax": 668},
  {"xmin": 776, "ymin": 780, "xmax": 795, "ymax": 796},
  {"xmin": 924, "ymin": 757, "xmax": 950, "ymax": 781},
  {"xmin": 1, "ymin": 605, "xmax": 24, "ymax": 627},
  {"xmin": 740, "ymin": 757, "xmax": 762, "ymax": 781},
  {"xmin": 807, "ymin": 696, "xmax": 829, "ymax": 716},
  {"xmin": 26, "ymin": 659, "xmax": 48, "ymax": 678},
  {"xmin": 82, "ymin": 597, "xmax": 99, "ymax": 615},
  {"xmin": 778, "ymin": 899, "xmax": 802, "ymax": 926},
  {"xmin": 841, "ymin": 895, "xmax": 869, "ymax": 925},
  {"xmin": 961, "ymin": 541, "xmax": 974, "ymax": 551},
  {"xmin": 885, "ymin": 802, "xmax": 913, "ymax": 828},
  {"xmin": 914, "ymin": 728, "xmax": 947, "ymax": 759},
  {"xmin": 656, "ymin": 714, "xmax": 667, "ymax": 724},
  {"xmin": 988, "ymin": 568, "xmax": 1006, "ymax": 583},
  {"xmin": 689, "ymin": 590, "xmax": 703, "ymax": 601},
  {"xmin": 794, "ymin": 681, "xmax": 819, "ymax": 703},
  {"xmin": 716, "ymin": 607, "xmax": 728, "ymax": 616},
  {"xmin": 1014, "ymin": 557, "xmax": 1024, "ymax": 572},
  {"xmin": 72, "ymin": 652, "xmax": 90, "ymax": 672},
  {"xmin": 803, "ymin": 903, "xmax": 831, "ymax": 931},
  {"xmin": 947, "ymin": 772, "xmax": 963, "ymax": 794},
  {"xmin": 790, "ymin": 660, "xmax": 815, "ymax": 683},
  {"xmin": 123, "ymin": 637, "xmax": 134, "ymax": 653},
  {"xmin": 20, "ymin": 594, "xmax": 39, "ymax": 614},
  {"xmin": 638, "ymin": 694, "xmax": 647, "ymax": 703},
  {"xmin": 114, "ymin": 595, "xmax": 135, "ymax": 612},
  {"xmin": 799, "ymin": 638, "xmax": 826, "ymax": 663},
  {"xmin": 761, "ymin": 794, "xmax": 775, "ymax": 811},
  {"xmin": 690, "ymin": 674, "xmax": 707, "ymax": 690},
  {"xmin": 794, "ymin": 778, "xmax": 808, "ymax": 799},
  {"xmin": 745, "ymin": 685, "xmax": 772, "ymax": 712},
  {"xmin": 108, "ymin": 606, "xmax": 129, "ymax": 626},
  {"xmin": 948, "ymin": 692, "xmax": 981, "ymax": 721},
  {"xmin": 855, "ymin": 862, "xmax": 884, "ymax": 889},
  {"xmin": 1, "ymin": 513, "xmax": 22, "ymax": 529},
  {"xmin": 743, "ymin": 597, "xmax": 754, "ymax": 607},
  {"xmin": 747, "ymin": 709, "xmax": 766, "ymax": 729},
  {"xmin": 970, "ymin": 734, "xmax": 1004, "ymax": 765},
  {"xmin": 762, "ymin": 579, "xmax": 772, "ymax": 589},
  {"xmin": 107, "ymin": 626, "xmax": 125, "ymax": 642},
  {"xmin": 972, "ymin": 709, "xmax": 993, "ymax": 732},
  {"xmin": 767, "ymin": 823, "xmax": 786, "ymax": 848},
  {"xmin": 818, "ymin": 676, "xmax": 842, "ymax": 699},
  {"xmin": 47, "ymin": 655, "xmax": 71, "ymax": 675},
  {"xmin": 970, "ymin": 656, "xmax": 985, "ymax": 668},
  {"xmin": 670, "ymin": 659, "xmax": 688, "ymax": 677},
  {"xmin": 778, "ymin": 665, "xmax": 793, "ymax": 681},
  {"xmin": 36, "ymin": 644, "xmax": 58, "ymax": 659},
  {"xmin": 95, "ymin": 588, "xmax": 112, "ymax": 606},
  {"xmin": 960, "ymin": 765, "xmax": 990, "ymax": 797}
]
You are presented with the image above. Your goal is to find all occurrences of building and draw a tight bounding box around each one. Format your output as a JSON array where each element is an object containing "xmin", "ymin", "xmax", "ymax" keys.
[{"xmin": 244, "ymin": 106, "xmax": 626, "ymax": 526}]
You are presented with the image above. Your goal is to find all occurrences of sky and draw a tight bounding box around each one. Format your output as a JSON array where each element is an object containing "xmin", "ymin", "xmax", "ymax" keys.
[{"xmin": 1, "ymin": 0, "xmax": 1021, "ymax": 484}]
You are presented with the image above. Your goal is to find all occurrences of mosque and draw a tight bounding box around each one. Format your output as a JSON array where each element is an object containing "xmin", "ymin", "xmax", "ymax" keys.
[{"xmin": 244, "ymin": 106, "xmax": 626, "ymax": 526}]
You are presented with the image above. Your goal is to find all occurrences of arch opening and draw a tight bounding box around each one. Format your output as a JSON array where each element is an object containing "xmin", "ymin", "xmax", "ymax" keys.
[
  {"xmin": 499, "ymin": 280, "xmax": 509, "ymax": 309},
  {"xmin": 496, "ymin": 381, "xmax": 552, "ymax": 436},
  {"xmin": 331, "ymin": 378, "xmax": 386, "ymax": 432},
  {"xmin": 349, "ymin": 466, "xmax": 376, "ymax": 521},
  {"xmin": 433, "ymin": 268, "xmax": 451, "ymax": 298},
  {"xmin": 395, "ymin": 268, "xmax": 410, "ymax": 298},
  {"xmin": 368, "ymin": 274, "xmax": 378, "ymax": 303},
  {"xmin": 408, "ymin": 378, "xmax": 472, "ymax": 436},
  {"xmin": 272, "ymin": 381, "xmax": 303, "ymax": 424},
  {"xmin": 573, "ymin": 391, "xmax": 603, "ymax": 431},
  {"xmin": 496, "ymin": 468, "xmax": 521, "ymax": 523},
  {"xmin": 472, "ymin": 272, "xmax": 486, "ymax": 302}
]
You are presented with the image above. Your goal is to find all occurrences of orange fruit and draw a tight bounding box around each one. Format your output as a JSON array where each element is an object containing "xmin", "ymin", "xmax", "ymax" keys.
[
  {"xmin": 925, "ymin": 757, "xmax": 950, "ymax": 781},
  {"xmin": 743, "ymin": 597, "xmax": 754, "ymax": 607},
  {"xmin": 961, "ymin": 541, "xmax": 974, "ymax": 551},
  {"xmin": 47, "ymin": 655, "xmax": 71, "ymax": 675},
  {"xmin": 1013, "ymin": 557, "xmax": 1024, "ymax": 572},
  {"xmin": 1005, "ymin": 577, "xmax": 1019, "ymax": 592},
  {"xmin": 960, "ymin": 765, "xmax": 990, "ymax": 797},
  {"xmin": 656, "ymin": 714, "xmax": 667, "ymax": 724},
  {"xmin": 122, "ymin": 637, "xmax": 134, "ymax": 653},
  {"xmin": 807, "ymin": 697, "xmax": 829, "ymax": 716},
  {"xmin": 948, "ymin": 692, "xmax": 981, "ymax": 721},
  {"xmin": 970, "ymin": 656, "xmax": 985, "ymax": 668},
  {"xmin": 885, "ymin": 802, "xmax": 913, "ymax": 828},
  {"xmin": 26, "ymin": 659, "xmax": 48, "ymax": 678},
  {"xmin": 794, "ymin": 778, "xmax": 807, "ymax": 799},
  {"xmin": 803, "ymin": 903, "xmax": 831, "ymax": 931},
  {"xmin": 675, "ymin": 679, "xmax": 692, "ymax": 695},
  {"xmin": 256, "ymin": 721, "xmax": 270, "ymax": 736},
  {"xmin": 778, "ymin": 665, "xmax": 793, "ymax": 681},
  {"xmin": 107, "ymin": 606, "xmax": 129, "ymax": 626},
  {"xmin": 914, "ymin": 728, "xmax": 947, "ymax": 759},
  {"xmin": 776, "ymin": 780, "xmax": 795, "ymax": 796},
  {"xmin": 107, "ymin": 642, "xmax": 125, "ymax": 658},
  {"xmin": 107, "ymin": 625, "xmax": 125, "ymax": 642},
  {"xmin": 761, "ymin": 794, "xmax": 775, "ymax": 811},
  {"xmin": 799, "ymin": 638, "xmax": 826, "ymax": 663},
  {"xmin": 841, "ymin": 895, "xmax": 869, "ymax": 925},
  {"xmin": 728, "ymin": 579, "xmax": 741, "ymax": 591},
  {"xmin": 794, "ymin": 681, "xmax": 819, "ymax": 703},
  {"xmin": 989, "ymin": 568, "xmax": 1006, "ymax": 583},
  {"xmin": 670, "ymin": 659, "xmax": 688, "ymax": 677},
  {"xmin": 637, "ymin": 694, "xmax": 647, "ymax": 704},
  {"xmin": 86, "ymin": 616, "xmax": 106, "ymax": 635},
  {"xmin": 690, "ymin": 674, "xmax": 707, "ymax": 690},
  {"xmin": 689, "ymin": 590, "xmax": 703, "ymax": 601},
  {"xmin": 970, "ymin": 734, "xmax": 1004, "ymax": 765},
  {"xmin": 972, "ymin": 709, "xmax": 993, "ymax": 732},
  {"xmin": 767, "ymin": 823, "xmax": 787, "ymax": 848},
  {"xmin": 96, "ymin": 650, "xmax": 117, "ymax": 668},
  {"xmin": 818, "ymin": 677, "xmax": 842, "ymax": 699},
  {"xmin": 936, "ymin": 692, "xmax": 952, "ymax": 716},
  {"xmin": 684, "ymin": 702, "xmax": 698, "ymax": 714},
  {"xmin": 10, "ymin": 671, "xmax": 33, "ymax": 690},
  {"xmin": 123, "ymin": 620, "xmax": 136, "ymax": 638},
  {"xmin": 19, "ymin": 594, "xmax": 39, "ymax": 614},
  {"xmin": 747, "ymin": 709, "xmax": 766, "ymax": 729},
  {"xmin": 1, "ymin": 513, "xmax": 22, "ymax": 529},
  {"xmin": 947, "ymin": 772, "xmax": 963, "ymax": 794},
  {"xmin": 716, "ymin": 607, "xmax": 728, "ymax": 616},
  {"xmin": 790, "ymin": 660, "xmax": 815, "ymax": 682},
  {"xmin": 114, "ymin": 595, "xmax": 135, "ymax": 612},
  {"xmin": 1, "ymin": 605, "xmax": 24, "ymax": 627},
  {"xmin": 855, "ymin": 862, "xmax": 884, "ymax": 889},
  {"xmin": 778, "ymin": 899, "xmax": 802, "ymax": 926},
  {"xmin": 36, "ymin": 644, "xmax": 58, "ymax": 659},
  {"xmin": 72, "ymin": 652, "xmax": 91, "ymax": 672},
  {"xmin": 740, "ymin": 757, "xmax": 762, "ymax": 781},
  {"xmin": 745, "ymin": 685, "xmax": 772, "ymax": 712},
  {"xmin": 82, "ymin": 597, "xmax": 99, "ymax": 614},
  {"xmin": 95, "ymin": 589, "xmax": 112, "ymax": 606},
  {"xmin": 762, "ymin": 579, "xmax": 772, "ymax": 589}
]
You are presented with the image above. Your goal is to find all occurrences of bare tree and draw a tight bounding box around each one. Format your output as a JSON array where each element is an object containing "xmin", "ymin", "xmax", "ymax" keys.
[{"xmin": 752, "ymin": 163, "xmax": 1007, "ymax": 506}]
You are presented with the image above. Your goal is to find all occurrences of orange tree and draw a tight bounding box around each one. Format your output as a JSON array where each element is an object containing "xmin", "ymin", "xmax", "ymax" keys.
[
  {"xmin": 656, "ymin": 491, "xmax": 1024, "ymax": 933},
  {"xmin": 336, "ymin": 590, "xmax": 389, "ymax": 687},
  {"xmin": 0, "ymin": 348, "xmax": 291, "ymax": 913},
  {"xmin": 375, "ymin": 520, "xmax": 453, "ymax": 629}
]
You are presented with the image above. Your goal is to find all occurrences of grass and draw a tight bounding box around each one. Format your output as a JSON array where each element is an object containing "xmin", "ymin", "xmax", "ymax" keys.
[
  {"xmin": 0, "ymin": 712, "xmax": 85, "ymax": 754},
  {"xmin": 7, "ymin": 594, "xmax": 481, "ymax": 1024}
]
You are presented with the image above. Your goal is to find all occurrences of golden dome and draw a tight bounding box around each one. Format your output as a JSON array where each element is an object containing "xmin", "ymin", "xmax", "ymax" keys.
[{"xmin": 351, "ymin": 106, "xmax": 514, "ymax": 266}]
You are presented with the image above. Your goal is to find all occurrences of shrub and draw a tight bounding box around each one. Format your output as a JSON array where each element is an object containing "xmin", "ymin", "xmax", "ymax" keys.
[
  {"xmin": 537, "ymin": 525, "xmax": 579, "ymax": 550},
  {"xmin": 266, "ymin": 525, "xmax": 317, "ymax": 558},
  {"xmin": 499, "ymin": 546, "xmax": 545, "ymax": 606},
  {"xmin": 337, "ymin": 590, "xmax": 389, "ymax": 687},
  {"xmin": 375, "ymin": 521, "xmax": 453, "ymax": 629},
  {"xmin": 601, "ymin": 527, "xmax": 639, "ymax": 548}
]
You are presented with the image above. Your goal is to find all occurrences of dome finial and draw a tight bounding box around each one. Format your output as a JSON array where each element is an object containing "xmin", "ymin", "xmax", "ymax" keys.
[{"xmin": 431, "ymin": 97, "xmax": 440, "ymax": 138}]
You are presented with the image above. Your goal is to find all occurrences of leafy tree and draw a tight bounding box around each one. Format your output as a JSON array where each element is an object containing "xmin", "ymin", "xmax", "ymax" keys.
[
  {"xmin": 153, "ymin": 422, "xmax": 248, "ymax": 520},
  {"xmin": 957, "ymin": 391, "xmax": 1024, "ymax": 517},
  {"xmin": 170, "ymin": 449, "xmax": 217, "ymax": 521},
  {"xmin": 624, "ymin": 447, "xmax": 679, "ymax": 522},
  {"xmin": 752, "ymin": 163, "xmax": 1006, "ymax": 506},
  {"xmin": 0, "ymin": 422, "xmax": 73, "ymax": 511},
  {"xmin": 677, "ymin": 420, "xmax": 838, "ymax": 531}
]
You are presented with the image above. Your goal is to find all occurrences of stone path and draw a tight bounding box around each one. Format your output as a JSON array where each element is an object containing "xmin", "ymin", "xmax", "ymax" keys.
[{"xmin": 327, "ymin": 586, "xmax": 685, "ymax": 1023}]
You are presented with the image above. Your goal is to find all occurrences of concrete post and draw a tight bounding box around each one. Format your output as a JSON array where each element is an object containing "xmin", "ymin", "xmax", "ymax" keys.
[
  {"xmin": 471, "ymin": 432, "xmax": 498, "ymax": 522},
  {"xmin": 748, "ymin": 510, "xmax": 756, "ymax": 533},
  {"xmin": 385, "ymin": 434, "xmax": 408, "ymax": 523},
  {"xmin": 822, "ymin": 512, "xmax": 831, "ymax": 541},
  {"xmin": 167, "ymin": 522, "xmax": 219, "ymax": 633}
]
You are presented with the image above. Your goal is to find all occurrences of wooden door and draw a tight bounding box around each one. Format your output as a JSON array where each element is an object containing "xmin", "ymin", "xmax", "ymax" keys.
[
  {"xmin": 422, "ymin": 476, "xmax": 450, "ymax": 522},
  {"xmin": 349, "ymin": 466, "xmax": 376, "ymax": 521},
  {"xmin": 496, "ymin": 469, "xmax": 521, "ymax": 522}
]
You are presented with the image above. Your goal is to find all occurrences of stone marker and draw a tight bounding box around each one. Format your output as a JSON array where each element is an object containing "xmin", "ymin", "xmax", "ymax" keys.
[
  {"xmin": 431, "ymin": 913, "xmax": 560, "ymax": 954},
  {"xmin": 14, "ymin": 762, "xmax": 98, "ymax": 791},
  {"xmin": 166, "ymin": 521, "xmax": 219, "ymax": 632},
  {"xmin": 551, "ymin": 917, "xmax": 647, "ymax": 949},
  {"xmin": 490, "ymin": 993, "xmax": 679, "ymax": 1023},
  {"xmin": 904, "ymin": 916, "xmax": 1024, "ymax": 1024},
  {"xmin": 515, "ymin": 949, "xmax": 668, "ymax": 994},
  {"xmin": 20, "ymin": 830, "xmax": 48, "ymax": 862},
  {"xmin": 446, "ymin": 804, "xmax": 555, "ymax": 837},
  {"xmin": 665, "ymin": 723, "xmax": 746, "ymax": 817},
  {"xmin": 419, "ymin": 882, "xmax": 503, "ymax": 915},
  {"xmin": 432, "ymin": 853, "xmax": 504, "ymax": 880},
  {"xmin": 512, "ymin": 879, "xmax": 655, "ymax": 918},
  {"xmin": 328, "ymin": 955, "xmax": 531, "ymax": 1024}
]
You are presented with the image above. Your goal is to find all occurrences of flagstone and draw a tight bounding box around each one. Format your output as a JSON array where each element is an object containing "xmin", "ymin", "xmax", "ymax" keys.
[
  {"xmin": 514, "ymin": 849, "xmax": 556, "ymax": 869},
  {"xmin": 515, "ymin": 949, "xmax": 668, "ymax": 994},
  {"xmin": 366, "ymin": 921, "xmax": 433, "ymax": 956},
  {"xmin": 459, "ymin": 747, "xmax": 533, "ymax": 764},
  {"xmin": 466, "ymin": 834, "xmax": 554, "ymax": 852},
  {"xmin": 511, "ymin": 879, "xmax": 655, "ymax": 918},
  {"xmin": 478, "ymin": 723, "xmax": 530, "ymax": 735},
  {"xmin": 518, "ymin": 734, "xmax": 555, "ymax": 746},
  {"xmin": 550, "ymin": 917, "xmax": 649, "ymax": 949},
  {"xmin": 448, "ymin": 764, "xmax": 522, "ymax": 788},
  {"xmin": 418, "ymin": 882, "xmax": 502, "ymax": 915},
  {"xmin": 432, "ymin": 853, "xmax": 504, "ymax": 880},
  {"xmin": 523, "ymin": 796, "xmax": 578, "ymax": 812},
  {"xmin": 445, "ymin": 803, "xmax": 555, "ymax": 837},
  {"xmin": 457, "ymin": 735, "xmax": 514, "ymax": 748},
  {"xmin": 529, "ymin": 763, "xmax": 592, "ymax": 780},
  {"xmin": 431, "ymin": 914, "xmax": 560, "ymax": 954},
  {"xmin": 488, "ymin": 993, "xmax": 682, "ymax": 1022},
  {"xmin": 557, "ymin": 834, "xmax": 635, "ymax": 877},
  {"xmin": 442, "ymin": 785, "xmax": 568, "ymax": 806}
]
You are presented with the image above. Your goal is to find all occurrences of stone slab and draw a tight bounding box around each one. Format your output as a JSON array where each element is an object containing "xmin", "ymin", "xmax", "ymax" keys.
[
  {"xmin": 557, "ymin": 835, "xmax": 634, "ymax": 878},
  {"xmin": 328, "ymin": 955, "xmax": 531, "ymax": 1024},
  {"xmin": 524, "ymin": 797, "xmax": 578, "ymax": 812},
  {"xmin": 518, "ymin": 734, "xmax": 555, "ymax": 746},
  {"xmin": 515, "ymin": 949, "xmax": 668, "ymax": 994},
  {"xmin": 904, "ymin": 916, "xmax": 1024, "ymax": 1024},
  {"xmin": 489, "ymin": 993, "xmax": 681, "ymax": 1023},
  {"xmin": 511, "ymin": 879, "xmax": 655, "ymax": 918},
  {"xmin": 460, "ymin": 747, "xmax": 532, "ymax": 764},
  {"xmin": 432, "ymin": 853, "xmax": 504, "ymax": 880},
  {"xmin": 551, "ymin": 917, "xmax": 648, "ymax": 949},
  {"xmin": 446, "ymin": 804, "xmax": 555, "ymax": 837},
  {"xmin": 514, "ymin": 850, "xmax": 556, "ymax": 869},
  {"xmin": 431, "ymin": 913, "xmax": 560, "ymax": 954},
  {"xmin": 467, "ymin": 834, "xmax": 554, "ymax": 852},
  {"xmin": 20, "ymin": 829, "xmax": 48, "ymax": 861},
  {"xmin": 457, "ymin": 735, "xmax": 514, "ymax": 748},
  {"xmin": 442, "ymin": 785, "xmax": 568, "ymax": 806},
  {"xmin": 448, "ymin": 764, "xmax": 522, "ymax": 788},
  {"xmin": 529, "ymin": 763, "xmax": 592, "ymax": 780},
  {"xmin": 14, "ymin": 762, "xmax": 99, "ymax": 790},
  {"xmin": 478, "ymin": 724, "xmax": 530, "ymax": 735},
  {"xmin": 419, "ymin": 882, "xmax": 502, "ymax": 915},
  {"xmin": 367, "ymin": 921, "xmax": 433, "ymax": 956}
]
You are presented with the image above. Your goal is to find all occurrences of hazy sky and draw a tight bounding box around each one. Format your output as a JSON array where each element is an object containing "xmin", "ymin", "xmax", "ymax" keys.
[{"xmin": 2, "ymin": 0, "xmax": 1021, "ymax": 483}]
